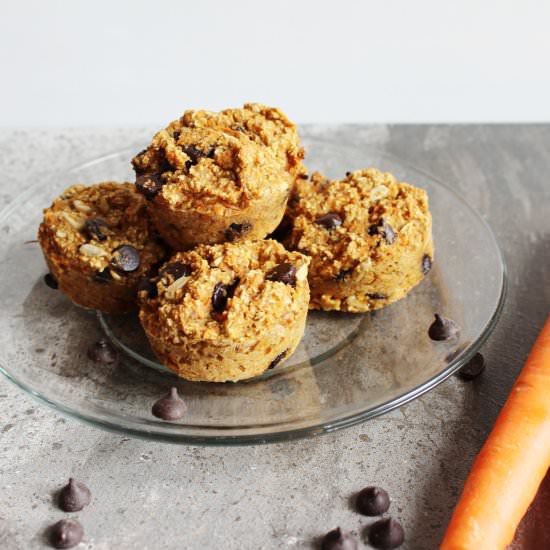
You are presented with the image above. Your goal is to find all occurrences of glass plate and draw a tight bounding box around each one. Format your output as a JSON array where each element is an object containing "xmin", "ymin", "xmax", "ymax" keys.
[{"xmin": 0, "ymin": 138, "xmax": 506, "ymax": 445}]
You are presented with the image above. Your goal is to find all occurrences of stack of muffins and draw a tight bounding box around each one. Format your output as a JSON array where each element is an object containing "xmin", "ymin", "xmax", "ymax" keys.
[{"xmin": 38, "ymin": 104, "xmax": 433, "ymax": 382}]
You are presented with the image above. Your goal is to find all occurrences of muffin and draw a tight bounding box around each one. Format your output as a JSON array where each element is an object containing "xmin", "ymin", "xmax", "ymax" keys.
[
  {"xmin": 132, "ymin": 103, "xmax": 306, "ymax": 250},
  {"xmin": 38, "ymin": 182, "xmax": 166, "ymax": 314},
  {"xmin": 283, "ymin": 169, "xmax": 433, "ymax": 312},
  {"xmin": 138, "ymin": 240, "xmax": 310, "ymax": 382}
]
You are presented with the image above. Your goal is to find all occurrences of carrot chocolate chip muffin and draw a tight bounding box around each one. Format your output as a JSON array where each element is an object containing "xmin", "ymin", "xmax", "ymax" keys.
[
  {"xmin": 38, "ymin": 182, "xmax": 166, "ymax": 314},
  {"xmin": 284, "ymin": 169, "xmax": 433, "ymax": 312},
  {"xmin": 131, "ymin": 103, "xmax": 306, "ymax": 250},
  {"xmin": 138, "ymin": 240, "xmax": 310, "ymax": 382}
]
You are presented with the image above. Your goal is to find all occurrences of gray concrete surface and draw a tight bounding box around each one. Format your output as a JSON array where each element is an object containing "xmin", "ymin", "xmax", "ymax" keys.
[{"xmin": 1, "ymin": 125, "xmax": 549, "ymax": 549}]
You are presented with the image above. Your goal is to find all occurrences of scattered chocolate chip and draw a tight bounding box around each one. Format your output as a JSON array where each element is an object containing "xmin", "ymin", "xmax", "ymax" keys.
[
  {"xmin": 211, "ymin": 278, "xmax": 240, "ymax": 313},
  {"xmin": 267, "ymin": 217, "xmax": 293, "ymax": 243},
  {"xmin": 172, "ymin": 130, "xmax": 181, "ymax": 141},
  {"xmin": 368, "ymin": 518, "xmax": 405, "ymax": 549},
  {"xmin": 58, "ymin": 478, "xmax": 91, "ymax": 512},
  {"xmin": 335, "ymin": 268, "xmax": 354, "ymax": 282},
  {"xmin": 422, "ymin": 254, "xmax": 432, "ymax": 275},
  {"xmin": 83, "ymin": 218, "xmax": 109, "ymax": 241},
  {"xmin": 87, "ymin": 339, "xmax": 117, "ymax": 364},
  {"xmin": 368, "ymin": 218, "xmax": 396, "ymax": 244},
  {"xmin": 137, "ymin": 277, "xmax": 157, "ymax": 299},
  {"xmin": 457, "ymin": 352, "xmax": 486, "ymax": 381},
  {"xmin": 48, "ymin": 519, "xmax": 84, "ymax": 549},
  {"xmin": 298, "ymin": 173, "xmax": 309, "ymax": 179},
  {"xmin": 367, "ymin": 293, "xmax": 387, "ymax": 300},
  {"xmin": 162, "ymin": 262, "xmax": 192, "ymax": 280},
  {"xmin": 44, "ymin": 273, "xmax": 58, "ymax": 289},
  {"xmin": 93, "ymin": 269, "xmax": 112, "ymax": 284},
  {"xmin": 428, "ymin": 314, "xmax": 460, "ymax": 341},
  {"xmin": 224, "ymin": 222, "xmax": 252, "ymax": 242},
  {"xmin": 152, "ymin": 387, "xmax": 187, "ymax": 421},
  {"xmin": 321, "ymin": 527, "xmax": 358, "ymax": 550},
  {"xmin": 182, "ymin": 145, "xmax": 216, "ymax": 168},
  {"xmin": 111, "ymin": 244, "xmax": 140, "ymax": 273},
  {"xmin": 135, "ymin": 173, "xmax": 164, "ymax": 199},
  {"xmin": 356, "ymin": 486, "xmax": 390, "ymax": 516},
  {"xmin": 345, "ymin": 171, "xmax": 351, "ymax": 177},
  {"xmin": 266, "ymin": 263, "xmax": 297, "ymax": 287},
  {"xmin": 268, "ymin": 350, "xmax": 288, "ymax": 370},
  {"xmin": 315, "ymin": 212, "xmax": 343, "ymax": 230}
]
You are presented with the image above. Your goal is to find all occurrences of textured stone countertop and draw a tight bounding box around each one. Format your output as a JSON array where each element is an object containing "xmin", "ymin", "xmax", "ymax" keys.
[{"xmin": 1, "ymin": 125, "xmax": 550, "ymax": 550}]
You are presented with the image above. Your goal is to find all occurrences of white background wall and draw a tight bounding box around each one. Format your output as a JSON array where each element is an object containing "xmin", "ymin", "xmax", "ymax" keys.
[{"xmin": 1, "ymin": 0, "xmax": 550, "ymax": 126}]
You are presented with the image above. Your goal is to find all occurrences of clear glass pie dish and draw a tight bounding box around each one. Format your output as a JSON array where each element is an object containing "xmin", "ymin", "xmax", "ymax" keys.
[{"xmin": 0, "ymin": 138, "xmax": 506, "ymax": 444}]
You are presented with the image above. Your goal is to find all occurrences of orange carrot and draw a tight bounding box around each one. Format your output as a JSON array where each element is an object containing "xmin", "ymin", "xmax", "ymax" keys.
[{"xmin": 441, "ymin": 315, "xmax": 550, "ymax": 550}]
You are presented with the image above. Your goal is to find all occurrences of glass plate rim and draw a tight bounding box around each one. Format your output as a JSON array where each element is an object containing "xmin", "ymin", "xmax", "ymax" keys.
[{"xmin": 0, "ymin": 140, "xmax": 508, "ymax": 445}]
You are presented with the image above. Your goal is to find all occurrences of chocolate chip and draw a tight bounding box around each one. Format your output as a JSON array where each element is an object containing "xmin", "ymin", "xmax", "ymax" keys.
[
  {"xmin": 233, "ymin": 125, "xmax": 246, "ymax": 133},
  {"xmin": 268, "ymin": 350, "xmax": 288, "ymax": 370},
  {"xmin": 224, "ymin": 222, "xmax": 252, "ymax": 242},
  {"xmin": 87, "ymin": 339, "xmax": 117, "ymax": 364},
  {"xmin": 367, "ymin": 293, "xmax": 387, "ymax": 300},
  {"xmin": 93, "ymin": 269, "xmax": 112, "ymax": 284},
  {"xmin": 162, "ymin": 262, "xmax": 192, "ymax": 280},
  {"xmin": 368, "ymin": 518, "xmax": 405, "ymax": 549},
  {"xmin": 83, "ymin": 218, "xmax": 109, "ymax": 241},
  {"xmin": 457, "ymin": 352, "xmax": 486, "ymax": 381},
  {"xmin": 368, "ymin": 218, "xmax": 396, "ymax": 244},
  {"xmin": 266, "ymin": 263, "xmax": 297, "ymax": 287},
  {"xmin": 44, "ymin": 273, "xmax": 58, "ymax": 289},
  {"xmin": 111, "ymin": 244, "xmax": 140, "ymax": 273},
  {"xmin": 356, "ymin": 486, "xmax": 390, "ymax": 516},
  {"xmin": 135, "ymin": 173, "xmax": 164, "ymax": 199},
  {"xmin": 428, "ymin": 314, "xmax": 460, "ymax": 341},
  {"xmin": 315, "ymin": 212, "xmax": 343, "ymax": 230},
  {"xmin": 137, "ymin": 277, "xmax": 157, "ymax": 299},
  {"xmin": 182, "ymin": 145, "xmax": 215, "ymax": 168},
  {"xmin": 211, "ymin": 278, "xmax": 240, "ymax": 314},
  {"xmin": 298, "ymin": 173, "xmax": 309, "ymax": 179},
  {"xmin": 321, "ymin": 527, "xmax": 358, "ymax": 550},
  {"xmin": 422, "ymin": 254, "xmax": 432, "ymax": 275},
  {"xmin": 58, "ymin": 478, "xmax": 91, "ymax": 512},
  {"xmin": 152, "ymin": 387, "xmax": 187, "ymax": 421},
  {"xmin": 335, "ymin": 268, "xmax": 354, "ymax": 282},
  {"xmin": 48, "ymin": 519, "xmax": 84, "ymax": 549},
  {"xmin": 172, "ymin": 130, "xmax": 181, "ymax": 141},
  {"xmin": 345, "ymin": 171, "xmax": 351, "ymax": 177}
]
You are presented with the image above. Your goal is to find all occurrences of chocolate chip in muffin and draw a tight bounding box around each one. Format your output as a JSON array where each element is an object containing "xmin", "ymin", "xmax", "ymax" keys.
[
  {"xmin": 172, "ymin": 130, "xmax": 181, "ymax": 141},
  {"xmin": 335, "ymin": 268, "xmax": 354, "ymax": 282},
  {"xmin": 44, "ymin": 273, "xmax": 58, "ymax": 289},
  {"xmin": 83, "ymin": 218, "xmax": 109, "ymax": 242},
  {"xmin": 48, "ymin": 519, "xmax": 84, "ymax": 549},
  {"xmin": 268, "ymin": 350, "xmax": 288, "ymax": 370},
  {"xmin": 87, "ymin": 339, "xmax": 117, "ymax": 364},
  {"xmin": 315, "ymin": 212, "xmax": 343, "ymax": 230},
  {"xmin": 267, "ymin": 263, "xmax": 297, "ymax": 287},
  {"xmin": 212, "ymin": 278, "xmax": 240, "ymax": 314},
  {"xmin": 368, "ymin": 218, "xmax": 396, "ymax": 245},
  {"xmin": 428, "ymin": 314, "xmax": 460, "ymax": 341},
  {"xmin": 182, "ymin": 145, "xmax": 216, "ymax": 168},
  {"xmin": 135, "ymin": 173, "xmax": 164, "ymax": 200},
  {"xmin": 321, "ymin": 527, "xmax": 358, "ymax": 550},
  {"xmin": 58, "ymin": 478, "xmax": 91, "ymax": 512},
  {"xmin": 457, "ymin": 352, "xmax": 486, "ymax": 381},
  {"xmin": 111, "ymin": 244, "xmax": 140, "ymax": 273},
  {"xmin": 137, "ymin": 276, "xmax": 157, "ymax": 299},
  {"xmin": 224, "ymin": 222, "xmax": 252, "ymax": 242},
  {"xmin": 93, "ymin": 269, "xmax": 112, "ymax": 284},
  {"xmin": 356, "ymin": 486, "xmax": 390, "ymax": 516},
  {"xmin": 233, "ymin": 125, "xmax": 246, "ymax": 133},
  {"xmin": 367, "ymin": 293, "xmax": 388, "ymax": 300},
  {"xmin": 162, "ymin": 262, "xmax": 192, "ymax": 281},
  {"xmin": 368, "ymin": 517, "xmax": 405, "ymax": 549},
  {"xmin": 152, "ymin": 387, "xmax": 187, "ymax": 421},
  {"xmin": 422, "ymin": 254, "xmax": 432, "ymax": 275}
]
